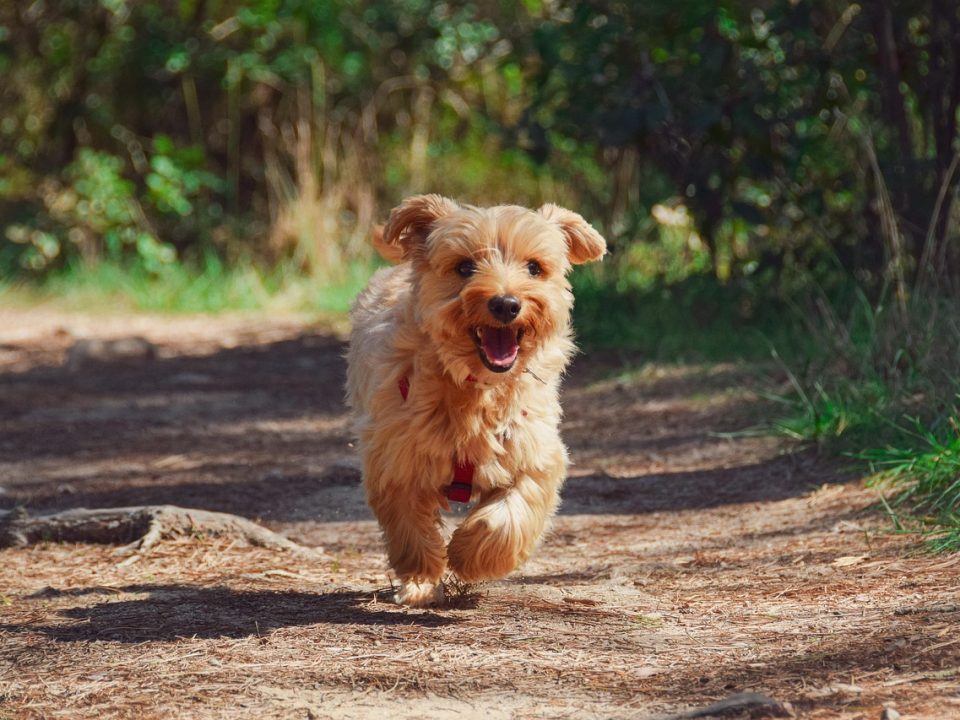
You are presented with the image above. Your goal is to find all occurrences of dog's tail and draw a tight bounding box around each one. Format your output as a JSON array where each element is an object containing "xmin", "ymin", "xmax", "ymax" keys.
[{"xmin": 371, "ymin": 224, "xmax": 404, "ymax": 264}]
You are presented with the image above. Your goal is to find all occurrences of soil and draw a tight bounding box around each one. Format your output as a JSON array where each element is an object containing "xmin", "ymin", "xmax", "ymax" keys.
[{"xmin": 1, "ymin": 309, "xmax": 958, "ymax": 720}]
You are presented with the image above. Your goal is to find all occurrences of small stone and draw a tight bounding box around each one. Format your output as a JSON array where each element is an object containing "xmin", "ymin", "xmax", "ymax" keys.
[{"xmin": 881, "ymin": 708, "xmax": 901, "ymax": 720}]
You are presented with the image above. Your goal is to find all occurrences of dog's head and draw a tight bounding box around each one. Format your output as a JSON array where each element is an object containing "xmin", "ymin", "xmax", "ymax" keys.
[{"xmin": 380, "ymin": 195, "xmax": 606, "ymax": 381}]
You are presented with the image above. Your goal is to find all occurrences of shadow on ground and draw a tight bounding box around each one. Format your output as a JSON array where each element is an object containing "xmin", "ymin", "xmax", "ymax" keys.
[
  {"xmin": 562, "ymin": 452, "xmax": 832, "ymax": 515},
  {"xmin": 0, "ymin": 333, "xmax": 349, "ymax": 463},
  {"xmin": 0, "ymin": 585, "xmax": 458, "ymax": 642}
]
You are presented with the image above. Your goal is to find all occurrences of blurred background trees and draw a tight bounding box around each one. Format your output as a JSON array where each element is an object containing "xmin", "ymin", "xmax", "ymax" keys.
[{"xmin": 1, "ymin": 0, "xmax": 958, "ymax": 298}]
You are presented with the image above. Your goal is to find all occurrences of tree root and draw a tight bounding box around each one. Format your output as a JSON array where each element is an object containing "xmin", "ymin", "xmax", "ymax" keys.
[{"xmin": 0, "ymin": 505, "xmax": 322, "ymax": 559}]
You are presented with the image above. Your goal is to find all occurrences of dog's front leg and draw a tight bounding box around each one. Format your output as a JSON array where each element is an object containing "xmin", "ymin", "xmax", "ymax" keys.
[
  {"xmin": 367, "ymin": 483, "xmax": 447, "ymax": 607},
  {"xmin": 446, "ymin": 464, "xmax": 563, "ymax": 583}
]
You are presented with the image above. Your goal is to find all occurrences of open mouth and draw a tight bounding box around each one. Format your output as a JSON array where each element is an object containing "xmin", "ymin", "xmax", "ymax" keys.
[{"xmin": 472, "ymin": 325, "xmax": 524, "ymax": 373}]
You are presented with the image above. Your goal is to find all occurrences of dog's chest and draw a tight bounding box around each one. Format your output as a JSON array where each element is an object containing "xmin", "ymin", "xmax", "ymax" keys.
[
  {"xmin": 455, "ymin": 388, "xmax": 555, "ymax": 487},
  {"xmin": 390, "ymin": 374, "xmax": 558, "ymax": 489}
]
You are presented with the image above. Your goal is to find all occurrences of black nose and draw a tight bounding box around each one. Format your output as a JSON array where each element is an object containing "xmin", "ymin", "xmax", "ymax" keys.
[{"xmin": 487, "ymin": 294, "xmax": 521, "ymax": 323}]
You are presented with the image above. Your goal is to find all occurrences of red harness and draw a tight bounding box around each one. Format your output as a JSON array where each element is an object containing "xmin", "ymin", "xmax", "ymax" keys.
[{"xmin": 398, "ymin": 376, "xmax": 475, "ymax": 503}]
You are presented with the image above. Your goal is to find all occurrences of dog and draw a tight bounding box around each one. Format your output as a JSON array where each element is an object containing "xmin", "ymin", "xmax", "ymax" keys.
[{"xmin": 346, "ymin": 195, "xmax": 606, "ymax": 606}]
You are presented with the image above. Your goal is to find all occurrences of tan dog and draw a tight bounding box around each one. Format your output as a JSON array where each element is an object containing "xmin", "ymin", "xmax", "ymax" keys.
[{"xmin": 346, "ymin": 195, "xmax": 606, "ymax": 606}]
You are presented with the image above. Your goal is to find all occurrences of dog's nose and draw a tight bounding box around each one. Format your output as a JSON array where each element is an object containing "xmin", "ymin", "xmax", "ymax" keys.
[{"xmin": 487, "ymin": 294, "xmax": 521, "ymax": 323}]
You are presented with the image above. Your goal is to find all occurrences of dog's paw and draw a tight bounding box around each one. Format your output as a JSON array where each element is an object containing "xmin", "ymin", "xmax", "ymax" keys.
[
  {"xmin": 394, "ymin": 580, "xmax": 445, "ymax": 607},
  {"xmin": 447, "ymin": 518, "xmax": 522, "ymax": 582}
]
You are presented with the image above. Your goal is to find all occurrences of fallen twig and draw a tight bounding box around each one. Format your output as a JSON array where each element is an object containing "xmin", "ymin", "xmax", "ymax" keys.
[{"xmin": 0, "ymin": 505, "xmax": 322, "ymax": 558}]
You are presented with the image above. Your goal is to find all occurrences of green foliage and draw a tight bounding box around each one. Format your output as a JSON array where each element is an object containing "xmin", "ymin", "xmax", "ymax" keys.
[
  {"xmin": 3, "ymin": 148, "xmax": 177, "ymax": 274},
  {"xmin": 2, "ymin": 224, "xmax": 61, "ymax": 273},
  {"xmin": 65, "ymin": 149, "xmax": 177, "ymax": 271},
  {"xmin": 0, "ymin": 0, "xmax": 556, "ymax": 278},
  {"xmin": 4, "ymin": 0, "xmax": 957, "ymax": 290},
  {"xmin": 519, "ymin": 1, "xmax": 959, "ymax": 289},
  {"xmin": 614, "ymin": 205, "xmax": 713, "ymax": 290},
  {"xmin": 145, "ymin": 136, "xmax": 223, "ymax": 219}
]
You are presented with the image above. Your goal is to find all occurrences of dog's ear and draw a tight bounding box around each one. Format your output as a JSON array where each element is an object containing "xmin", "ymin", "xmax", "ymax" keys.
[
  {"xmin": 370, "ymin": 224, "xmax": 404, "ymax": 264},
  {"xmin": 382, "ymin": 194, "xmax": 459, "ymax": 259},
  {"xmin": 538, "ymin": 204, "xmax": 607, "ymax": 265}
]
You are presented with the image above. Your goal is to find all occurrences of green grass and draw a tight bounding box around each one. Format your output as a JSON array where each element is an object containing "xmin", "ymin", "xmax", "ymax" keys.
[
  {"xmin": 0, "ymin": 255, "xmax": 375, "ymax": 315},
  {"xmin": 766, "ymin": 373, "xmax": 960, "ymax": 552},
  {"xmin": 765, "ymin": 362, "xmax": 895, "ymax": 445},
  {"xmin": 858, "ymin": 410, "xmax": 960, "ymax": 552}
]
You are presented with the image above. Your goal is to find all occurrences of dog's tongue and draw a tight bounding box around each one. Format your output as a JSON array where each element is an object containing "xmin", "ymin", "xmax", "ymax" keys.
[{"xmin": 481, "ymin": 326, "xmax": 519, "ymax": 366}]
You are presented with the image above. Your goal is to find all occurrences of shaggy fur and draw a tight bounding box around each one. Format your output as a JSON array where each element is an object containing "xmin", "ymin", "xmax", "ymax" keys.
[{"xmin": 346, "ymin": 195, "xmax": 606, "ymax": 606}]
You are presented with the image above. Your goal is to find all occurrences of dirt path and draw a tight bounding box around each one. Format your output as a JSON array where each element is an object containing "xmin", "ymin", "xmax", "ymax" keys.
[{"xmin": 1, "ymin": 311, "xmax": 957, "ymax": 720}]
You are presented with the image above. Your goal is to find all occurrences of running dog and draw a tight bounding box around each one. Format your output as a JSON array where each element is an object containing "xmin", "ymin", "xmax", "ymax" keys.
[{"xmin": 346, "ymin": 194, "xmax": 606, "ymax": 606}]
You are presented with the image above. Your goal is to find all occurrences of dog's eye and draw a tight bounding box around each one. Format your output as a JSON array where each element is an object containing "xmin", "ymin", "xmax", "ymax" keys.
[
  {"xmin": 527, "ymin": 260, "xmax": 543, "ymax": 277},
  {"xmin": 456, "ymin": 260, "xmax": 476, "ymax": 278}
]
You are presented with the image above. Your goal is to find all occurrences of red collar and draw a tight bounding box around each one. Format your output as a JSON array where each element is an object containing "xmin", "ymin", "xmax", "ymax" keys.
[{"xmin": 398, "ymin": 375, "xmax": 474, "ymax": 503}]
